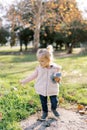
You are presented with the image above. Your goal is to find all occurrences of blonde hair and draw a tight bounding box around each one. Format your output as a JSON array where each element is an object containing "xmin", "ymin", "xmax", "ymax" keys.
[{"xmin": 36, "ymin": 45, "xmax": 53, "ymax": 62}]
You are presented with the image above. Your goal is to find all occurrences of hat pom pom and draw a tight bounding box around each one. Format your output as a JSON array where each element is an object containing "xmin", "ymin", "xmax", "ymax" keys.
[{"xmin": 47, "ymin": 45, "xmax": 53, "ymax": 53}]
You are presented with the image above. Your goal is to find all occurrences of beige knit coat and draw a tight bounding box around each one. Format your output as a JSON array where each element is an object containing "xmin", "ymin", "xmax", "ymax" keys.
[{"xmin": 22, "ymin": 63, "xmax": 61, "ymax": 96}]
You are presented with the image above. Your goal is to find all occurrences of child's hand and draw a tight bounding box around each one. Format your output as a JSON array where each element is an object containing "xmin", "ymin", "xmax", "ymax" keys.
[
  {"xmin": 54, "ymin": 77, "xmax": 61, "ymax": 83},
  {"xmin": 53, "ymin": 72, "xmax": 62, "ymax": 83}
]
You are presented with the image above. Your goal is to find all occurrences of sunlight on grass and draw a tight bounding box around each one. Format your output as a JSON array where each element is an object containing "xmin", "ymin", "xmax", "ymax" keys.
[
  {"xmin": 55, "ymin": 53, "xmax": 87, "ymax": 106},
  {"xmin": 0, "ymin": 47, "xmax": 87, "ymax": 130}
]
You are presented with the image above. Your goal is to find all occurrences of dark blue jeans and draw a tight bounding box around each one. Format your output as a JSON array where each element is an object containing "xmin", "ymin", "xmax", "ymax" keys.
[{"xmin": 39, "ymin": 95, "xmax": 58, "ymax": 113}]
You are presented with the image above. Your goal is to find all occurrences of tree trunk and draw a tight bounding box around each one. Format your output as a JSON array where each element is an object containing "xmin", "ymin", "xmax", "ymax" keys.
[
  {"xmin": 67, "ymin": 43, "xmax": 73, "ymax": 54},
  {"xmin": 33, "ymin": 0, "xmax": 42, "ymax": 51},
  {"xmin": 33, "ymin": 26, "xmax": 40, "ymax": 51}
]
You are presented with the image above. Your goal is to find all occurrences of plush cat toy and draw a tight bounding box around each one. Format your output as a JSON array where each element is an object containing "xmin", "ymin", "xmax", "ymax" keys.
[{"xmin": 51, "ymin": 72, "xmax": 61, "ymax": 83}]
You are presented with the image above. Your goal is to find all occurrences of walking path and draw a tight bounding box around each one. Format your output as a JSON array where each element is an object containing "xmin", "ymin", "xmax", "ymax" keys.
[{"xmin": 20, "ymin": 107, "xmax": 87, "ymax": 130}]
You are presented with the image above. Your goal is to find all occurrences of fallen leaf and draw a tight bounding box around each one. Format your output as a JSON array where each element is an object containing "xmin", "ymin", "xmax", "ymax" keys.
[
  {"xmin": 77, "ymin": 104, "xmax": 85, "ymax": 110},
  {"xmin": 59, "ymin": 97, "xmax": 64, "ymax": 104}
]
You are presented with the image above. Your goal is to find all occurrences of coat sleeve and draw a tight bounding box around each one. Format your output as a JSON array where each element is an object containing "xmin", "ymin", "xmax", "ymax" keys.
[{"xmin": 21, "ymin": 67, "xmax": 38, "ymax": 85}]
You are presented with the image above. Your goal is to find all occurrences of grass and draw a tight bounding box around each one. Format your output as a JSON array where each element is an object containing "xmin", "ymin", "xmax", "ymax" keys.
[
  {"xmin": 55, "ymin": 52, "xmax": 87, "ymax": 107},
  {"xmin": 0, "ymin": 46, "xmax": 87, "ymax": 130}
]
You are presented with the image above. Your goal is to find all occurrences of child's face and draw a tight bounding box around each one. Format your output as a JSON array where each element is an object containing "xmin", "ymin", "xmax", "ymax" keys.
[{"xmin": 39, "ymin": 58, "xmax": 50, "ymax": 68}]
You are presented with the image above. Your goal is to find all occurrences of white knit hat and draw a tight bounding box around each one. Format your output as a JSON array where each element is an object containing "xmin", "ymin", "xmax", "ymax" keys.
[{"xmin": 36, "ymin": 45, "xmax": 53, "ymax": 61}]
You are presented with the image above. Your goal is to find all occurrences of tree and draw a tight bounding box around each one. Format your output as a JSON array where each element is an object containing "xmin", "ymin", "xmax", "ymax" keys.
[
  {"xmin": 0, "ymin": 27, "xmax": 10, "ymax": 45},
  {"xmin": 39, "ymin": 0, "xmax": 83, "ymax": 52},
  {"xmin": 18, "ymin": 28, "xmax": 34, "ymax": 51},
  {"xmin": 7, "ymin": 0, "xmax": 60, "ymax": 50},
  {"xmin": 6, "ymin": 0, "xmax": 84, "ymax": 53}
]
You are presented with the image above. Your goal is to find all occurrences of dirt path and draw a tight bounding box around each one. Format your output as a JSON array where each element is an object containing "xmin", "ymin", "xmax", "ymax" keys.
[{"xmin": 20, "ymin": 107, "xmax": 87, "ymax": 130}]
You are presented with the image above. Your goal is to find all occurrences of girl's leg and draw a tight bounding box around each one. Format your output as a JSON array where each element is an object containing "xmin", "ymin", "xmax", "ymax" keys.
[
  {"xmin": 50, "ymin": 95, "xmax": 60, "ymax": 117},
  {"xmin": 39, "ymin": 95, "xmax": 48, "ymax": 120},
  {"xmin": 50, "ymin": 95, "xmax": 58, "ymax": 110},
  {"xmin": 39, "ymin": 95, "xmax": 48, "ymax": 112}
]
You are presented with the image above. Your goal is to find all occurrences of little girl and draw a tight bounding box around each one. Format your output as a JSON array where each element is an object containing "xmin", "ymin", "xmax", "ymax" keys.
[{"xmin": 20, "ymin": 45, "xmax": 62, "ymax": 120}]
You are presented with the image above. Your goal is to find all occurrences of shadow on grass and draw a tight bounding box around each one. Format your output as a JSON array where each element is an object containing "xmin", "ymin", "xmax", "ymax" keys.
[
  {"xmin": 55, "ymin": 51, "xmax": 87, "ymax": 60},
  {"xmin": 11, "ymin": 54, "xmax": 37, "ymax": 63},
  {"xmin": 0, "ymin": 53, "xmax": 37, "ymax": 63},
  {"xmin": 0, "ymin": 68, "xmax": 35, "ymax": 78},
  {"xmin": 0, "ymin": 48, "xmax": 35, "ymax": 55},
  {"xmin": 0, "ymin": 48, "xmax": 37, "ymax": 62},
  {"xmin": 0, "ymin": 48, "xmax": 87, "ymax": 63}
]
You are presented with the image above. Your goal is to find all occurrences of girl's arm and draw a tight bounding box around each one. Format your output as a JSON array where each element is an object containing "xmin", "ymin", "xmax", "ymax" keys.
[{"xmin": 20, "ymin": 68, "xmax": 38, "ymax": 85}]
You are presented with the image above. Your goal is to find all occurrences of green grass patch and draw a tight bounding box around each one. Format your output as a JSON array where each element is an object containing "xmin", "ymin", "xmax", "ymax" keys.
[
  {"xmin": 56, "ymin": 54, "xmax": 87, "ymax": 107},
  {"xmin": 0, "ymin": 47, "xmax": 87, "ymax": 130}
]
